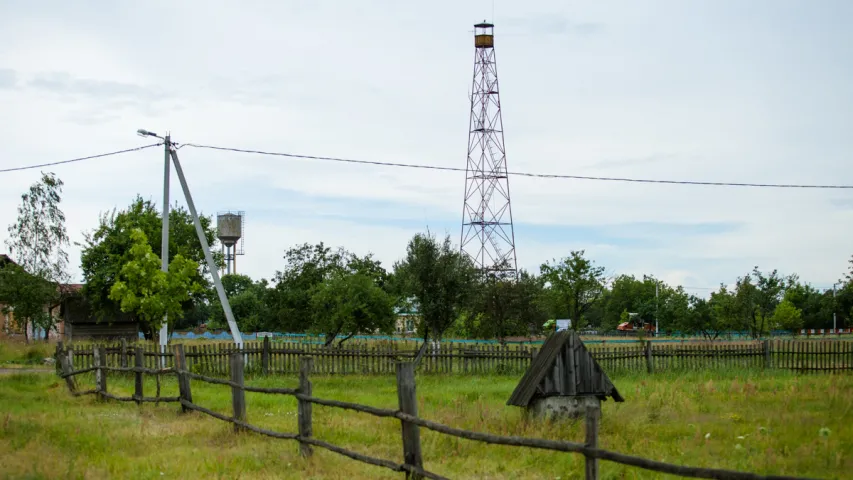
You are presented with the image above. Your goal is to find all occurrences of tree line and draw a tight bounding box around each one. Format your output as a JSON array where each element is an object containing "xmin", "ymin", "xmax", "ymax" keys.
[{"xmin": 3, "ymin": 176, "xmax": 852, "ymax": 345}]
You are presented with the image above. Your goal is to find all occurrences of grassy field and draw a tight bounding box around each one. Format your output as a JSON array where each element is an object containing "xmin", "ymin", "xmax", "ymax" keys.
[
  {"xmin": 0, "ymin": 340, "xmax": 54, "ymax": 367},
  {"xmin": 1, "ymin": 368, "xmax": 850, "ymax": 479}
]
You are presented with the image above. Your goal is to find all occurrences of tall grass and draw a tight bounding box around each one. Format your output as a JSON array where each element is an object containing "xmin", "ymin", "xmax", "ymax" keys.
[{"xmin": 1, "ymin": 368, "xmax": 850, "ymax": 479}]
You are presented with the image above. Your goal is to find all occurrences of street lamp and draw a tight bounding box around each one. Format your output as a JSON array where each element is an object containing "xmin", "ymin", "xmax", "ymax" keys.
[{"xmin": 137, "ymin": 129, "xmax": 163, "ymax": 139}]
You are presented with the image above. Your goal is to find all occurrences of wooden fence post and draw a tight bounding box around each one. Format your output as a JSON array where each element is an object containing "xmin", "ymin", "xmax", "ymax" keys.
[
  {"xmin": 94, "ymin": 345, "xmax": 107, "ymax": 400},
  {"xmin": 644, "ymin": 342, "xmax": 654, "ymax": 374},
  {"xmin": 262, "ymin": 336, "xmax": 271, "ymax": 376},
  {"xmin": 298, "ymin": 356, "xmax": 314, "ymax": 457},
  {"xmin": 174, "ymin": 344, "xmax": 193, "ymax": 412},
  {"xmin": 230, "ymin": 352, "xmax": 246, "ymax": 432},
  {"xmin": 55, "ymin": 342, "xmax": 63, "ymax": 376},
  {"xmin": 396, "ymin": 362, "xmax": 423, "ymax": 479},
  {"xmin": 134, "ymin": 347, "xmax": 144, "ymax": 405},
  {"xmin": 120, "ymin": 338, "xmax": 128, "ymax": 368},
  {"xmin": 585, "ymin": 401, "xmax": 600, "ymax": 480},
  {"xmin": 763, "ymin": 340, "xmax": 771, "ymax": 369},
  {"xmin": 66, "ymin": 345, "xmax": 74, "ymax": 372},
  {"xmin": 57, "ymin": 344, "xmax": 78, "ymax": 394}
]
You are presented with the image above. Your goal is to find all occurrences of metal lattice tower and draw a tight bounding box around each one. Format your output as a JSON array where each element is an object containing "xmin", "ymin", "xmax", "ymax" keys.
[{"xmin": 460, "ymin": 22, "xmax": 517, "ymax": 278}]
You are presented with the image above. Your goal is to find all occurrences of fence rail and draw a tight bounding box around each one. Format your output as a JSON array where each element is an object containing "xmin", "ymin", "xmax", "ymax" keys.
[
  {"xmin": 55, "ymin": 344, "xmax": 816, "ymax": 480},
  {"xmin": 55, "ymin": 338, "xmax": 853, "ymax": 377}
]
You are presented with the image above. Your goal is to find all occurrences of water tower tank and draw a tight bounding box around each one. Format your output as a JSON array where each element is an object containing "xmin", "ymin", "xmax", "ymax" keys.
[{"xmin": 217, "ymin": 213, "xmax": 242, "ymax": 247}]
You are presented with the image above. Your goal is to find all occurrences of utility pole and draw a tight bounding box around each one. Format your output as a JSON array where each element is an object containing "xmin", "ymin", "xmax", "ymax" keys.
[
  {"xmin": 833, "ymin": 284, "xmax": 837, "ymax": 333},
  {"xmin": 160, "ymin": 134, "xmax": 171, "ymax": 364},
  {"xmin": 137, "ymin": 128, "xmax": 244, "ymax": 349},
  {"xmin": 655, "ymin": 281, "xmax": 659, "ymax": 337}
]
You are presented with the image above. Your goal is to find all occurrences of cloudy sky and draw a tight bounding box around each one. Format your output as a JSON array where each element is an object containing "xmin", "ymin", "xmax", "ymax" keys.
[{"xmin": 1, "ymin": 0, "xmax": 852, "ymax": 296}]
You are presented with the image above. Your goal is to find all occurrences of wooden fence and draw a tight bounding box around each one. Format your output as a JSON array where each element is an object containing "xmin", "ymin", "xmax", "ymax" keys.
[
  {"xmin": 56, "ymin": 338, "xmax": 853, "ymax": 377},
  {"xmin": 55, "ymin": 344, "xmax": 815, "ymax": 480}
]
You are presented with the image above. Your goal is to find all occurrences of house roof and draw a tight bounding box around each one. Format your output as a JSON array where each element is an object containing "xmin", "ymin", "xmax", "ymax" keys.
[
  {"xmin": 506, "ymin": 330, "xmax": 624, "ymax": 407},
  {"xmin": 394, "ymin": 297, "xmax": 420, "ymax": 315},
  {"xmin": 59, "ymin": 283, "xmax": 84, "ymax": 295}
]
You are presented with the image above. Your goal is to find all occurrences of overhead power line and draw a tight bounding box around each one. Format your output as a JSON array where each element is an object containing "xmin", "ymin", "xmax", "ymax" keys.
[
  {"xmin": 180, "ymin": 143, "xmax": 853, "ymax": 189},
  {"xmin": 1, "ymin": 140, "xmax": 851, "ymax": 190},
  {"xmin": 0, "ymin": 143, "xmax": 163, "ymax": 174}
]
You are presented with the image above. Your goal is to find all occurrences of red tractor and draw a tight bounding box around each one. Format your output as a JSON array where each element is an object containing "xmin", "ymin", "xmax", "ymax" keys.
[{"xmin": 616, "ymin": 313, "xmax": 655, "ymax": 334}]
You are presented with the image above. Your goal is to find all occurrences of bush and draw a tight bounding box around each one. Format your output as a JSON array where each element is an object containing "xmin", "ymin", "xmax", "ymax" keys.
[{"xmin": 23, "ymin": 347, "xmax": 44, "ymax": 364}]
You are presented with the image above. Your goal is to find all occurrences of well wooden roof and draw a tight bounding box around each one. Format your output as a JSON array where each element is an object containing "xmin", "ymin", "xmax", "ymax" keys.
[{"xmin": 506, "ymin": 330, "xmax": 624, "ymax": 407}]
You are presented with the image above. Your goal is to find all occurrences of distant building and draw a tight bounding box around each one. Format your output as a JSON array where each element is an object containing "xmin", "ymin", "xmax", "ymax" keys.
[
  {"xmin": 0, "ymin": 254, "xmax": 18, "ymax": 335},
  {"xmin": 0, "ymin": 254, "xmax": 65, "ymax": 340},
  {"xmin": 59, "ymin": 284, "xmax": 139, "ymax": 341},
  {"xmin": 0, "ymin": 251, "xmax": 140, "ymax": 341},
  {"xmin": 395, "ymin": 299, "xmax": 421, "ymax": 335}
]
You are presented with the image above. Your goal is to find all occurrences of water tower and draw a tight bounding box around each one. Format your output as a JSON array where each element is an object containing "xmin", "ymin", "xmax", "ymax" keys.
[{"xmin": 216, "ymin": 211, "xmax": 245, "ymax": 275}]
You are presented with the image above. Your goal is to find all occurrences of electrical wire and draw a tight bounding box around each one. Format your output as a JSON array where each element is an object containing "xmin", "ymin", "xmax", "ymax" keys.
[
  {"xmin": 2, "ymin": 140, "xmax": 851, "ymax": 190},
  {"xmin": 0, "ymin": 143, "xmax": 163, "ymax": 174},
  {"xmin": 179, "ymin": 143, "xmax": 853, "ymax": 189}
]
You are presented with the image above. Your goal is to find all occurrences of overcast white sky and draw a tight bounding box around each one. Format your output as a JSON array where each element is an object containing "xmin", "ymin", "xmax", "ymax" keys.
[{"xmin": 1, "ymin": 0, "xmax": 852, "ymax": 296}]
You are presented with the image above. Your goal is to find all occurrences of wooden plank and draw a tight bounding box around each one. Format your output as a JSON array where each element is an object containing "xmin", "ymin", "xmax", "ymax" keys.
[
  {"xmin": 120, "ymin": 338, "xmax": 128, "ymax": 368},
  {"xmin": 298, "ymin": 357, "xmax": 314, "ymax": 457},
  {"xmin": 554, "ymin": 345, "xmax": 565, "ymax": 395},
  {"xmin": 566, "ymin": 337, "xmax": 577, "ymax": 395}
]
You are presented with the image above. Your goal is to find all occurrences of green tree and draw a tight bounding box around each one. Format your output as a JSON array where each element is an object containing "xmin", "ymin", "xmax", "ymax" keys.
[
  {"xmin": 208, "ymin": 274, "xmax": 273, "ymax": 332},
  {"xmin": 467, "ymin": 270, "xmax": 547, "ymax": 342},
  {"xmin": 784, "ymin": 282, "xmax": 833, "ymax": 330},
  {"xmin": 601, "ymin": 275, "xmax": 645, "ymax": 331},
  {"xmin": 771, "ymin": 299, "xmax": 804, "ymax": 334},
  {"xmin": 393, "ymin": 231, "xmax": 478, "ymax": 363},
  {"xmin": 653, "ymin": 279, "xmax": 690, "ymax": 336},
  {"xmin": 677, "ymin": 292, "xmax": 727, "ymax": 341},
  {"xmin": 221, "ymin": 273, "xmax": 256, "ymax": 297},
  {"xmin": 0, "ymin": 172, "xmax": 70, "ymax": 342},
  {"xmin": 79, "ymin": 195, "xmax": 220, "ymax": 334},
  {"xmin": 732, "ymin": 267, "xmax": 794, "ymax": 338},
  {"xmin": 269, "ymin": 243, "xmax": 346, "ymax": 332},
  {"xmin": 512, "ymin": 271, "xmax": 550, "ymax": 337},
  {"xmin": 540, "ymin": 251, "xmax": 606, "ymax": 328},
  {"xmin": 835, "ymin": 256, "xmax": 853, "ymax": 329},
  {"xmin": 0, "ymin": 263, "xmax": 55, "ymax": 342},
  {"xmin": 310, "ymin": 271, "xmax": 395, "ymax": 346},
  {"xmin": 108, "ymin": 229, "xmax": 202, "ymax": 337},
  {"xmin": 269, "ymin": 243, "xmax": 387, "ymax": 332}
]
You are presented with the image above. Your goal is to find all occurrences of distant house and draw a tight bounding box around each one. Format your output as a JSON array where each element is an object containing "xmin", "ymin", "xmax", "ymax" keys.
[
  {"xmin": 0, "ymin": 254, "xmax": 65, "ymax": 340},
  {"xmin": 60, "ymin": 284, "xmax": 139, "ymax": 341},
  {"xmin": 395, "ymin": 299, "xmax": 422, "ymax": 335},
  {"xmin": 0, "ymin": 254, "xmax": 18, "ymax": 335}
]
